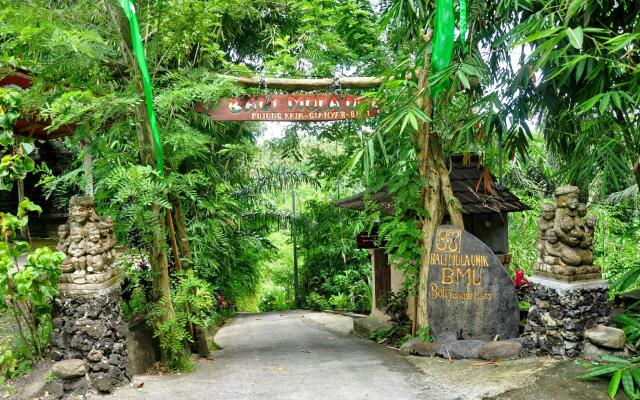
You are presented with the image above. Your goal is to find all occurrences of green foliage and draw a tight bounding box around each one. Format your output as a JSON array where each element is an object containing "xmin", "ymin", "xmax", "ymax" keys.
[
  {"xmin": 0, "ymin": 89, "xmax": 65, "ymax": 370},
  {"xmin": 0, "ymin": 342, "xmax": 32, "ymax": 384},
  {"xmin": 149, "ymin": 270, "xmax": 217, "ymax": 371},
  {"xmin": 579, "ymin": 356, "xmax": 640, "ymax": 399},
  {"xmin": 305, "ymin": 292, "xmax": 330, "ymax": 311},
  {"xmin": 299, "ymin": 200, "xmax": 371, "ymax": 313},
  {"xmin": 379, "ymin": 288, "xmax": 410, "ymax": 323},
  {"xmin": 259, "ymin": 287, "xmax": 291, "ymax": 312},
  {"xmin": 117, "ymin": 253, "xmax": 153, "ymax": 321},
  {"xmin": 329, "ymin": 293, "xmax": 349, "ymax": 311},
  {"xmin": 501, "ymin": 0, "xmax": 640, "ymax": 195},
  {"xmin": 417, "ymin": 326, "xmax": 434, "ymax": 343},
  {"xmin": 369, "ymin": 324, "xmax": 411, "ymax": 347},
  {"xmin": 616, "ymin": 313, "xmax": 640, "ymax": 350}
]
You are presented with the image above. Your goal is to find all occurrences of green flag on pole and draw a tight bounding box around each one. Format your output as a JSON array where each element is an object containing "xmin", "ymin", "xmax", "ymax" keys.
[
  {"xmin": 431, "ymin": 0, "xmax": 468, "ymax": 96},
  {"xmin": 117, "ymin": 0, "xmax": 165, "ymax": 176}
]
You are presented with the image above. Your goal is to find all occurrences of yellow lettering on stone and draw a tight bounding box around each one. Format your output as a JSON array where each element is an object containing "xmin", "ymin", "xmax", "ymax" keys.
[{"xmin": 442, "ymin": 268, "xmax": 454, "ymax": 284}]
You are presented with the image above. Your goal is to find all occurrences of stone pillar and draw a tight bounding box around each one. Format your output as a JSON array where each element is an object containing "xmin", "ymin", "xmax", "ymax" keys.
[
  {"xmin": 523, "ymin": 277, "xmax": 609, "ymax": 357},
  {"xmin": 47, "ymin": 196, "xmax": 128, "ymax": 397},
  {"xmin": 523, "ymin": 186, "xmax": 610, "ymax": 357}
]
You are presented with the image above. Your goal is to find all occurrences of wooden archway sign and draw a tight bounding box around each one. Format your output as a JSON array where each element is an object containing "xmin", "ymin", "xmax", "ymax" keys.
[{"xmin": 197, "ymin": 75, "xmax": 383, "ymax": 122}]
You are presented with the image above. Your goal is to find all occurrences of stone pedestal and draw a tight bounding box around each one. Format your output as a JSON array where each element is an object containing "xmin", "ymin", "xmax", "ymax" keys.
[
  {"xmin": 50, "ymin": 282, "xmax": 129, "ymax": 396},
  {"xmin": 523, "ymin": 276, "xmax": 609, "ymax": 357}
]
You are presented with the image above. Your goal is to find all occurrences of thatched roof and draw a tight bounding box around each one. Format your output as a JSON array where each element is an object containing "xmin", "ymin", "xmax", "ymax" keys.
[{"xmin": 333, "ymin": 155, "xmax": 529, "ymax": 216}]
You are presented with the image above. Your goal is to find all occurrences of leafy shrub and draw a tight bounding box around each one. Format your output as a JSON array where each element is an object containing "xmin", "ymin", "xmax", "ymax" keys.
[
  {"xmin": 0, "ymin": 201, "xmax": 65, "ymax": 359},
  {"xmin": 417, "ymin": 326, "xmax": 434, "ymax": 343},
  {"xmin": 379, "ymin": 289, "xmax": 410, "ymax": 323},
  {"xmin": 329, "ymin": 293, "xmax": 349, "ymax": 311},
  {"xmin": 578, "ymin": 356, "xmax": 640, "ymax": 399},
  {"xmin": 0, "ymin": 342, "xmax": 32, "ymax": 383},
  {"xmin": 370, "ymin": 324, "xmax": 411, "ymax": 347},
  {"xmin": 305, "ymin": 292, "xmax": 329, "ymax": 311},
  {"xmin": 117, "ymin": 252, "xmax": 154, "ymax": 321},
  {"xmin": 149, "ymin": 270, "xmax": 217, "ymax": 371},
  {"xmin": 616, "ymin": 313, "xmax": 640, "ymax": 349},
  {"xmin": 259, "ymin": 286, "xmax": 291, "ymax": 312}
]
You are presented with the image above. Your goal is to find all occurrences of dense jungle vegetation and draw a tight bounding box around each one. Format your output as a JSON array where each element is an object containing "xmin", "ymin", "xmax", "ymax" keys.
[{"xmin": 0, "ymin": 0, "xmax": 638, "ymax": 394}]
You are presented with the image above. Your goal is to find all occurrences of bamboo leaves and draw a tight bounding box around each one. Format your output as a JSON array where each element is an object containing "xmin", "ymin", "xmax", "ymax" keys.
[
  {"xmin": 579, "ymin": 356, "xmax": 640, "ymax": 399},
  {"xmin": 566, "ymin": 26, "xmax": 584, "ymax": 49}
]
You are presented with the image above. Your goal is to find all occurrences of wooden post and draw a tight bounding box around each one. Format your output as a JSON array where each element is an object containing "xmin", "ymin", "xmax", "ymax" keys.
[{"xmin": 292, "ymin": 191, "xmax": 299, "ymax": 309}]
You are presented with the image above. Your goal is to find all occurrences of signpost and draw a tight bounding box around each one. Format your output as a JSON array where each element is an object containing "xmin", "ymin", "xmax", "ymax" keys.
[
  {"xmin": 196, "ymin": 94, "xmax": 378, "ymax": 122},
  {"xmin": 426, "ymin": 225, "xmax": 520, "ymax": 341}
]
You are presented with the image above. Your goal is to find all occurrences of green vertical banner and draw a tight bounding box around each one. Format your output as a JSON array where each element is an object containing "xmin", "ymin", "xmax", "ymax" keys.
[
  {"xmin": 118, "ymin": 0, "xmax": 165, "ymax": 176},
  {"xmin": 431, "ymin": 0, "xmax": 468, "ymax": 95},
  {"xmin": 460, "ymin": 0, "xmax": 467, "ymax": 54}
]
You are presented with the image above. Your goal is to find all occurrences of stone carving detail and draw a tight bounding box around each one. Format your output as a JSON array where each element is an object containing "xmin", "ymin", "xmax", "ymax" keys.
[
  {"xmin": 57, "ymin": 196, "xmax": 117, "ymax": 287},
  {"xmin": 533, "ymin": 185, "xmax": 601, "ymax": 282}
]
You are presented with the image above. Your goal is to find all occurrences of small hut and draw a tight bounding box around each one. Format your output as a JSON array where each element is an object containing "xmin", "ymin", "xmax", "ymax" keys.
[
  {"xmin": 1, "ymin": 70, "xmax": 75, "ymax": 238},
  {"xmin": 333, "ymin": 155, "xmax": 529, "ymax": 322}
]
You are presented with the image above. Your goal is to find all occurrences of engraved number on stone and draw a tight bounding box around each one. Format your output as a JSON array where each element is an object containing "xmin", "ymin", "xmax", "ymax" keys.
[{"xmin": 435, "ymin": 229, "xmax": 461, "ymax": 253}]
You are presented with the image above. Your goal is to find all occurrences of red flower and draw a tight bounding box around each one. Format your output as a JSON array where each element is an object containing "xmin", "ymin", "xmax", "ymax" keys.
[{"xmin": 514, "ymin": 269, "xmax": 529, "ymax": 288}]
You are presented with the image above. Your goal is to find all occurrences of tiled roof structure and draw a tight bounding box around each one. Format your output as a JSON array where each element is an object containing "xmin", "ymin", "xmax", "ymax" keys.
[{"xmin": 333, "ymin": 155, "xmax": 529, "ymax": 216}]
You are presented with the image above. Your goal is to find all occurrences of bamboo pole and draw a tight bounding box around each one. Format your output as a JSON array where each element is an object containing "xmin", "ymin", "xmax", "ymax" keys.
[{"xmin": 216, "ymin": 74, "xmax": 383, "ymax": 90}]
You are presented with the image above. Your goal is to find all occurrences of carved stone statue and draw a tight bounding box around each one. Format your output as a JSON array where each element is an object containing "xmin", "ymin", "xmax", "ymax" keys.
[
  {"xmin": 533, "ymin": 185, "xmax": 601, "ymax": 282},
  {"xmin": 57, "ymin": 196, "xmax": 118, "ymax": 288}
]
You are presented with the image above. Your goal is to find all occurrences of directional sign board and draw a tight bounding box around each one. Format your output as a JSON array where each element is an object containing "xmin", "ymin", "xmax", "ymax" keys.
[{"xmin": 196, "ymin": 94, "xmax": 378, "ymax": 122}]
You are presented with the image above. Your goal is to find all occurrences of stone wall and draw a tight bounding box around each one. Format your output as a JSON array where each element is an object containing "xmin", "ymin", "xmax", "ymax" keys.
[
  {"xmin": 523, "ymin": 280, "xmax": 610, "ymax": 357},
  {"xmin": 49, "ymin": 286, "xmax": 129, "ymax": 396}
]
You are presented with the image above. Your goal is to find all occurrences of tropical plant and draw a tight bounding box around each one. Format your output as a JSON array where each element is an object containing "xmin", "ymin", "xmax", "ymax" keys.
[
  {"xmin": 148, "ymin": 270, "xmax": 217, "ymax": 371},
  {"xmin": 0, "ymin": 88, "xmax": 66, "ymax": 366},
  {"xmin": 305, "ymin": 292, "xmax": 330, "ymax": 311},
  {"xmin": 579, "ymin": 356, "xmax": 640, "ymax": 399},
  {"xmin": 417, "ymin": 326, "xmax": 434, "ymax": 343},
  {"xmin": 329, "ymin": 293, "xmax": 349, "ymax": 311}
]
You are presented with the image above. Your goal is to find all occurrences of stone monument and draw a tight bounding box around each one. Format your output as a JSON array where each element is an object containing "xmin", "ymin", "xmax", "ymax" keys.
[
  {"xmin": 427, "ymin": 225, "xmax": 520, "ymax": 342},
  {"xmin": 48, "ymin": 196, "xmax": 128, "ymax": 397},
  {"xmin": 524, "ymin": 186, "xmax": 610, "ymax": 357}
]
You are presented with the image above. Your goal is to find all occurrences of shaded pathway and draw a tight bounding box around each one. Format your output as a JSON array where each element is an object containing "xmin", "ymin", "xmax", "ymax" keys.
[
  {"xmin": 99, "ymin": 311, "xmax": 431, "ymax": 400},
  {"xmin": 97, "ymin": 310, "xmax": 613, "ymax": 400}
]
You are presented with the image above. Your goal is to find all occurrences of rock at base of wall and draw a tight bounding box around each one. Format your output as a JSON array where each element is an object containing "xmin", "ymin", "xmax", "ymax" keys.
[
  {"xmin": 50, "ymin": 285, "xmax": 129, "ymax": 397},
  {"xmin": 478, "ymin": 340, "xmax": 522, "ymax": 360},
  {"xmin": 582, "ymin": 342, "xmax": 630, "ymax": 360},
  {"xmin": 584, "ymin": 325, "xmax": 626, "ymax": 350},
  {"xmin": 436, "ymin": 340, "xmax": 486, "ymax": 359},
  {"xmin": 51, "ymin": 359, "xmax": 86, "ymax": 379},
  {"xmin": 399, "ymin": 338, "xmax": 438, "ymax": 357}
]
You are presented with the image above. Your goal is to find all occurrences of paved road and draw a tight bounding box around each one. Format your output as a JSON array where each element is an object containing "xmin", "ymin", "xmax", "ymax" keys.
[{"xmin": 101, "ymin": 311, "xmax": 430, "ymax": 400}]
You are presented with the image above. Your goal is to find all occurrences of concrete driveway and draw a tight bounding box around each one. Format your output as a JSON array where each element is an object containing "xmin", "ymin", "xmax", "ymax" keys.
[
  {"xmin": 95, "ymin": 310, "xmax": 612, "ymax": 400},
  {"xmin": 98, "ymin": 311, "xmax": 429, "ymax": 400}
]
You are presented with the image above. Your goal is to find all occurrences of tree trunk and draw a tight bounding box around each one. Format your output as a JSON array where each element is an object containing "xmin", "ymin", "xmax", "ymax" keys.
[
  {"xmin": 114, "ymin": 6, "xmax": 174, "ymax": 320},
  {"xmin": 166, "ymin": 209, "xmax": 181, "ymax": 271},
  {"xmin": 633, "ymin": 158, "xmax": 640, "ymax": 192},
  {"xmin": 167, "ymin": 192, "xmax": 209, "ymax": 357},
  {"xmin": 413, "ymin": 35, "xmax": 464, "ymax": 328},
  {"xmin": 134, "ymin": 96, "xmax": 174, "ymax": 317},
  {"xmin": 168, "ymin": 193, "xmax": 191, "ymax": 268}
]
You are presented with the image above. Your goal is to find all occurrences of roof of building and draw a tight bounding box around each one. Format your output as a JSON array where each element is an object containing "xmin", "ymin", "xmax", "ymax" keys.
[
  {"xmin": 1, "ymin": 69, "xmax": 75, "ymax": 140},
  {"xmin": 333, "ymin": 155, "xmax": 530, "ymax": 216}
]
